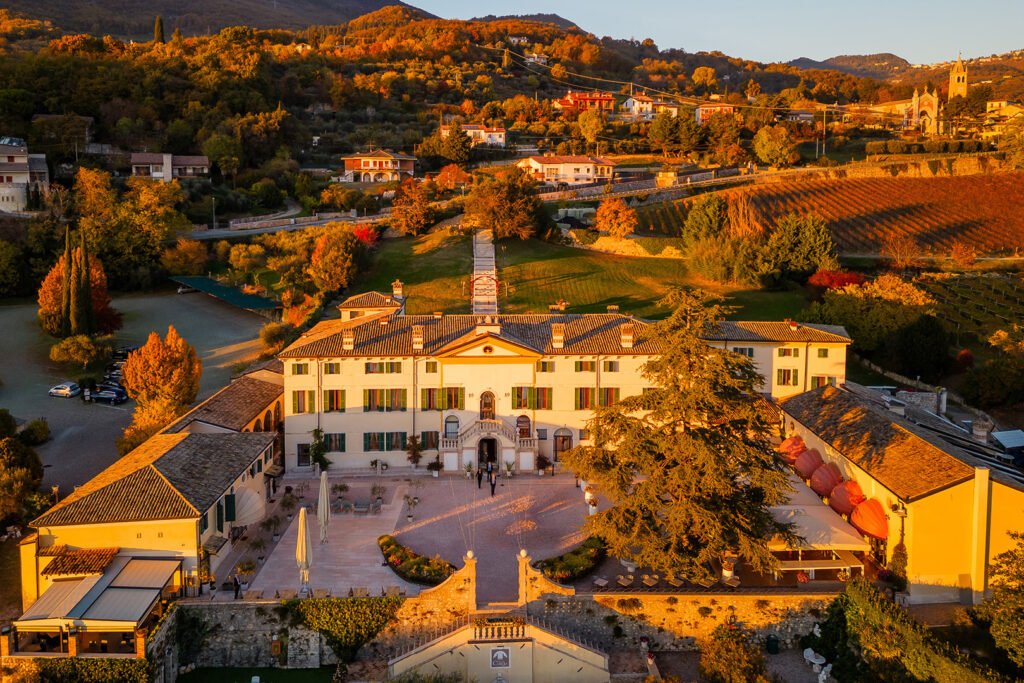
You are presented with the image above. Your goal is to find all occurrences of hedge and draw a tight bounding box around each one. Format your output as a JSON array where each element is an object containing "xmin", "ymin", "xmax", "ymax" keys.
[
  {"xmin": 569, "ymin": 228, "xmax": 600, "ymax": 245},
  {"xmin": 534, "ymin": 536, "xmax": 606, "ymax": 582},
  {"xmin": 802, "ymin": 577, "xmax": 999, "ymax": 682},
  {"xmin": 378, "ymin": 535, "xmax": 455, "ymax": 585},
  {"xmin": 35, "ymin": 657, "xmax": 150, "ymax": 683},
  {"xmin": 286, "ymin": 596, "xmax": 404, "ymax": 662}
]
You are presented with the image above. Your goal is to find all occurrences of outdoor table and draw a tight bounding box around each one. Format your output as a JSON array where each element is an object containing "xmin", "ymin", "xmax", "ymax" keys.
[
  {"xmin": 617, "ymin": 575, "xmax": 634, "ymax": 587},
  {"xmin": 592, "ymin": 577, "xmax": 609, "ymax": 588}
]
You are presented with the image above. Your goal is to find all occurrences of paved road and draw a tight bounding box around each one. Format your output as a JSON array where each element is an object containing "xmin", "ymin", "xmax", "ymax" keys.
[{"xmin": 0, "ymin": 292, "xmax": 264, "ymax": 493}]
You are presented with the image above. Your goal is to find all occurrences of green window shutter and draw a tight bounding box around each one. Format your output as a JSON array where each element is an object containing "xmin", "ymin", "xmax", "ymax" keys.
[
  {"xmin": 458, "ymin": 388, "xmax": 465, "ymax": 410},
  {"xmin": 200, "ymin": 511, "xmax": 208, "ymax": 533},
  {"xmin": 793, "ymin": 369, "xmax": 799, "ymax": 386},
  {"xmin": 339, "ymin": 390, "xmax": 345, "ymax": 410},
  {"xmin": 323, "ymin": 390, "xmax": 330, "ymax": 411},
  {"xmin": 421, "ymin": 388, "xmax": 428, "ymax": 409},
  {"xmin": 385, "ymin": 432, "xmax": 393, "ymax": 450},
  {"xmin": 216, "ymin": 501, "xmax": 224, "ymax": 532},
  {"xmin": 574, "ymin": 388, "xmax": 581, "ymax": 410},
  {"xmin": 292, "ymin": 391, "xmax": 300, "ymax": 414},
  {"xmin": 363, "ymin": 389, "xmax": 369, "ymax": 412},
  {"xmin": 339, "ymin": 434, "xmax": 346, "ymax": 452},
  {"xmin": 776, "ymin": 369, "xmax": 784, "ymax": 386},
  {"xmin": 363, "ymin": 433, "xmax": 370, "ymax": 450},
  {"xmin": 224, "ymin": 494, "xmax": 236, "ymax": 522},
  {"xmin": 400, "ymin": 390, "xmax": 408, "ymax": 411}
]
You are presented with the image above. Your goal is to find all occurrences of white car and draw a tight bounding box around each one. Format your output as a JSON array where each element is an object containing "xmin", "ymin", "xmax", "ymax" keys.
[{"xmin": 48, "ymin": 382, "xmax": 82, "ymax": 398}]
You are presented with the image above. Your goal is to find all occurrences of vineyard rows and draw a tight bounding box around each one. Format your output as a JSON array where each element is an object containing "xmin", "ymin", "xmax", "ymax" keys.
[
  {"xmin": 636, "ymin": 173, "xmax": 1024, "ymax": 255},
  {"xmin": 919, "ymin": 275, "xmax": 1024, "ymax": 341}
]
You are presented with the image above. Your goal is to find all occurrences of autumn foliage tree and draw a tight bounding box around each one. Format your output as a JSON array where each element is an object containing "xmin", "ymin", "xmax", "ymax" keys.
[
  {"xmin": 595, "ymin": 197, "xmax": 638, "ymax": 239},
  {"xmin": 306, "ymin": 223, "xmax": 362, "ymax": 294},
  {"xmin": 463, "ymin": 167, "xmax": 542, "ymax": 240},
  {"xmin": 161, "ymin": 239, "xmax": 209, "ymax": 275},
  {"xmin": 390, "ymin": 178, "xmax": 433, "ymax": 236},
  {"xmin": 37, "ymin": 234, "xmax": 121, "ymax": 337}
]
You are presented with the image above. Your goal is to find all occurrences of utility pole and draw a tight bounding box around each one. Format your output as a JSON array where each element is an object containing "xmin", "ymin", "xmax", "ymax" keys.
[{"xmin": 211, "ymin": 196, "xmax": 216, "ymax": 230}]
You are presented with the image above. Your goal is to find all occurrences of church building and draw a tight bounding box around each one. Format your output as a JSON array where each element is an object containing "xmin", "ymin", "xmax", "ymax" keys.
[{"xmin": 865, "ymin": 55, "xmax": 969, "ymax": 135}]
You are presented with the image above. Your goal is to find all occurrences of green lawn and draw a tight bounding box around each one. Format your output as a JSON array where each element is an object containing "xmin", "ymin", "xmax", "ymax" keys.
[
  {"xmin": 352, "ymin": 233, "xmax": 808, "ymax": 321},
  {"xmin": 349, "ymin": 232, "xmax": 474, "ymax": 314},
  {"xmin": 179, "ymin": 667, "xmax": 334, "ymax": 683}
]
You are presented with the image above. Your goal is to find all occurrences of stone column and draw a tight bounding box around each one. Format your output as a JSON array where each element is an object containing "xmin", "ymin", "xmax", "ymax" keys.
[
  {"xmin": 1, "ymin": 626, "xmax": 11, "ymax": 657},
  {"xmin": 134, "ymin": 629, "xmax": 147, "ymax": 659},
  {"xmin": 67, "ymin": 629, "xmax": 78, "ymax": 657},
  {"xmin": 463, "ymin": 551, "xmax": 478, "ymax": 612},
  {"xmin": 517, "ymin": 549, "xmax": 531, "ymax": 607}
]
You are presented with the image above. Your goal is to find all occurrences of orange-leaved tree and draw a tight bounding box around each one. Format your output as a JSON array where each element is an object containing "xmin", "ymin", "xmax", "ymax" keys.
[
  {"xmin": 37, "ymin": 247, "xmax": 121, "ymax": 337},
  {"xmin": 595, "ymin": 197, "xmax": 638, "ymax": 240},
  {"xmin": 306, "ymin": 223, "xmax": 361, "ymax": 294}
]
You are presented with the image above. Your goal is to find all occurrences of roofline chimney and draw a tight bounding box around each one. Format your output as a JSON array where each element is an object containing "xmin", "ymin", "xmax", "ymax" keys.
[
  {"xmin": 551, "ymin": 323, "xmax": 565, "ymax": 349},
  {"xmin": 342, "ymin": 329, "xmax": 354, "ymax": 351},
  {"xmin": 412, "ymin": 324, "xmax": 424, "ymax": 351},
  {"xmin": 620, "ymin": 323, "xmax": 635, "ymax": 349}
]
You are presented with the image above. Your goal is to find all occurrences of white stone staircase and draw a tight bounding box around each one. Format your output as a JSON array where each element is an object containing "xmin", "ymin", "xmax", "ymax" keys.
[{"xmin": 471, "ymin": 230, "xmax": 499, "ymax": 315}]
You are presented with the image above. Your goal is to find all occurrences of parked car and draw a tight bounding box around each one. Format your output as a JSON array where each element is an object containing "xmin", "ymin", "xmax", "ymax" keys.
[
  {"xmin": 177, "ymin": 285, "xmax": 198, "ymax": 294},
  {"xmin": 96, "ymin": 383, "xmax": 128, "ymax": 400},
  {"xmin": 112, "ymin": 345, "xmax": 139, "ymax": 361},
  {"xmin": 91, "ymin": 387, "xmax": 128, "ymax": 405},
  {"xmin": 48, "ymin": 382, "xmax": 81, "ymax": 398}
]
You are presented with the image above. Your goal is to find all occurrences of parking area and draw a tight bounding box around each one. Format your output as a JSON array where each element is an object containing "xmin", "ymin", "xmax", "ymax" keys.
[{"xmin": 0, "ymin": 291, "xmax": 264, "ymax": 493}]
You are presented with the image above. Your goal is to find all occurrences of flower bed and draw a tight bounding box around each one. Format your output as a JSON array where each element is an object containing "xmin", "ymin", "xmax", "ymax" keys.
[
  {"xmin": 378, "ymin": 535, "xmax": 455, "ymax": 586},
  {"xmin": 534, "ymin": 536, "xmax": 606, "ymax": 582}
]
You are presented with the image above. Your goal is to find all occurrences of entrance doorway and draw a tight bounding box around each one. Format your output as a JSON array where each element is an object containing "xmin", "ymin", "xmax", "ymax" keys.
[
  {"xmin": 553, "ymin": 428, "xmax": 573, "ymax": 462},
  {"xmin": 478, "ymin": 438, "xmax": 498, "ymax": 465},
  {"xmin": 480, "ymin": 391, "xmax": 496, "ymax": 420}
]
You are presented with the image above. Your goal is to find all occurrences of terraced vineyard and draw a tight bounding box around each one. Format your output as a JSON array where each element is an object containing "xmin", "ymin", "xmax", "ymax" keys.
[
  {"xmin": 637, "ymin": 173, "xmax": 1024, "ymax": 255},
  {"xmin": 918, "ymin": 274, "xmax": 1024, "ymax": 341}
]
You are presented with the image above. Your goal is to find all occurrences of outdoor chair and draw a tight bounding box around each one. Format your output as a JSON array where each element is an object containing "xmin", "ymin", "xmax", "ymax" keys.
[
  {"xmin": 642, "ymin": 574, "xmax": 659, "ymax": 588},
  {"xmin": 341, "ymin": 501, "xmax": 354, "ymax": 514},
  {"xmin": 371, "ymin": 500, "xmax": 382, "ymax": 514},
  {"xmin": 616, "ymin": 574, "xmax": 634, "ymax": 588},
  {"xmin": 353, "ymin": 502, "xmax": 370, "ymax": 515},
  {"xmin": 353, "ymin": 586, "xmax": 369, "ymax": 598},
  {"xmin": 592, "ymin": 577, "xmax": 609, "ymax": 589},
  {"xmin": 666, "ymin": 576, "xmax": 683, "ymax": 589},
  {"xmin": 722, "ymin": 576, "xmax": 741, "ymax": 588},
  {"xmin": 696, "ymin": 576, "xmax": 715, "ymax": 589}
]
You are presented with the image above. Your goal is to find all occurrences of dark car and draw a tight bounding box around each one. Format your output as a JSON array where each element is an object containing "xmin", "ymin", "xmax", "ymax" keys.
[
  {"xmin": 112, "ymin": 346, "xmax": 139, "ymax": 361},
  {"xmin": 101, "ymin": 376, "xmax": 125, "ymax": 390},
  {"xmin": 97, "ymin": 383, "xmax": 128, "ymax": 399},
  {"xmin": 91, "ymin": 387, "xmax": 128, "ymax": 405}
]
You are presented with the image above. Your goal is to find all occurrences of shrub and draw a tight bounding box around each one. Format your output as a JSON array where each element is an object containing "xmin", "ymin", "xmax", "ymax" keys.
[
  {"xmin": 0, "ymin": 409, "xmax": 16, "ymax": 438},
  {"xmin": 19, "ymin": 418, "xmax": 50, "ymax": 446},
  {"xmin": 569, "ymin": 228, "xmax": 599, "ymax": 245},
  {"xmin": 534, "ymin": 537, "xmax": 606, "ymax": 582},
  {"xmin": 377, "ymin": 535, "xmax": 455, "ymax": 585},
  {"xmin": 287, "ymin": 596, "xmax": 404, "ymax": 662},
  {"xmin": 35, "ymin": 657, "xmax": 149, "ymax": 683},
  {"xmin": 699, "ymin": 624, "xmax": 772, "ymax": 683},
  {"xmin": 260, "ymin": 321, "xmax": 296, "ymax": 356}
]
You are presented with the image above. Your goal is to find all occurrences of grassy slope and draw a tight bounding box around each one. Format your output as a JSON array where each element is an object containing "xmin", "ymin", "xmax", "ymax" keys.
[{"xmin": 352, "ymin": 232, "xmax": 806, "ymax": 321}]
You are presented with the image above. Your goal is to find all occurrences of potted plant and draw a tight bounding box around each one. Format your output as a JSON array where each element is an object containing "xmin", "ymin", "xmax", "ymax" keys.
[
  {"xmin": 371, "ymin": 483, "xmax": 386, "ymax": 504},
  {"xmin": 583, "ymin": 484, "xmax": 596, "ymax": 503},
  {"xmin": 427, "ymin": 457, "xmax": 443, "ymax": 478},
  {"xmin": 406, "ymin": 435, "xmax": 423, "ymax": 469},
  {"xmin": 536, "ymin": 454, "xmax": 551, "ymax": 476},
  {"xmin": 281, "ymin": 493, "xmax": 297, "ymax": 521},
  {"xmin": 404, "ymin": 495, "xmax": 418, "ymax": 522},
  {"xmin": 249, "ymin": 537, "xmax": 266, "ymax": 564},
  {"xmin": 331, "ymin": 482, "xmax": 349, "ymax": 500},
  {"xmin": 587, "ymin": 498, "xmax": 599, "ymax": 516},
  {"xmin": 236, "ymin": 559, "xmax": 256, "ymax": 591},
  {"xmin": 465, "ymin": 462, "xmax": 474, "ymax": 478},
  {"xmin": 505, "ymin": 460, "xmax": 515, "ymax": 477},
  {"xmin": 261, "ymin": 514, "xmax": 282, "ymax": 542}
]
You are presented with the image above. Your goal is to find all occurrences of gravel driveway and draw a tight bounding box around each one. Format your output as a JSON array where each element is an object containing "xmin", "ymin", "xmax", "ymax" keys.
[{"xmin": 0, "ymin": 290, "xmax": 264, "ymax": 493}]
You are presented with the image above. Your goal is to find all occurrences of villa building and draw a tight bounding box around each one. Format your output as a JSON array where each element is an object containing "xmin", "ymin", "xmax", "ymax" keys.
[
  {"xmin": 516, "ymin": 155, "xmax": 616, "ymax": 186},
  {"xmin": 130, "ymin": 153, "xmax": 210, "ymax": 182},
  {"xmin": 695, "ymin": 102, "xmax": 737, "ymax": 125},
  {"xmin": 779, "ymin": 384, "xmax": 1024, "ymax": 605},
  {"xmin": 278, "ymin": 288, "xmax": 850, "ymax": 473},
  {"xmin": 339, "ymin": 149, "xmax": 417, "ymax": 183},
  {"xmin": 621, "ymin": 95, "xmax": 655, "ymax": 118},
  {"xmin": 553, "ymin": 91, "xmax": 616, "ymax": 115},
  {"xmin": 0, "ymin": 136, "xmax": 49, "ymax": 212},
  {"xmin": 440, "ymin": 124, "xmax": 507, "ymax": 147}
]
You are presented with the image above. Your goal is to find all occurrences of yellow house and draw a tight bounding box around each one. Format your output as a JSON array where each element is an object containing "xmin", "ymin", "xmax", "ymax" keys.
[
  {"xmin": 13, "ymin": 432, "xmax": 277, "ymax": 657},
  {"xmin": 780, "ymin": 385, "xmax": 1024, "ymax": 605}
]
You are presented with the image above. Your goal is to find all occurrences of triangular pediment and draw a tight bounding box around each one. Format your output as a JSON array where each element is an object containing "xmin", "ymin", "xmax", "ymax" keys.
[{"xmin": 435, "ymin": 332, "xmax": 541, "ymax": 360}]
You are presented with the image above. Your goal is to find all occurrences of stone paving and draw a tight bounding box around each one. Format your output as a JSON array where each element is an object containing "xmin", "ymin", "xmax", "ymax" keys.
[
  {"xmin": 393, "ymin": 472, "xmax": 589, "ymax": 604},
  {"xmin": 471, "ymin": 229, "xmax": 498, "ymax": 314}
]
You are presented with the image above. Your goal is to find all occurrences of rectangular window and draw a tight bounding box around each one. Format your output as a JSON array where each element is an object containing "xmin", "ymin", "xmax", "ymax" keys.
[
  {"xmin": 421, "ymin": 388, "xmax": 440, "ymax": 411},
  {"xmin": 579, "ymin": 429, "xmax": 591, "ymax": 441},
  {"xmin": 599, "ymin": 387, "xmax": 620, "ymax": 407},
  {"xmin": 297, "ymin": 443, "xmax": 311, "ymax": 467},
  {"xmin": 537, "ymin": 428, "xmax": 548, "ymax": 440},
  {"xmin": 364, "ymin": 432, "xmax": 385, "ymax": 451},
  {"xmin": 575, "ymin": 387, "xmax": 597, "ymax": 410},
  {"xmin": 389, "ymin": 388, "xmax": 407, "ymax": 412},
  {"xmin": 575, "ymin": 360, "xmax": 596, "ymax": 372},
  {"xmin": 385, "ymin": 432, "xmax": 408, "ymax": 451},
  {"xmin": 811, "ymin": 376, "xmax": 837, "ymax": 389},
  {"xmin": 778, "ymin": 347, "xmax": 800, "ymax": 358},
  {"xmin": 732, "ymin": 347, "xmax": 754, "ymax": 357},
  {"xmin": 421, "ymin": 431, "xmax": 439, "ymax": 450},
  {"xmin": 200, "ymin": 510, "xmax": 209, "ymax": 533},
  {"xmin": 777, "ymin": 369, "xmax": 800, "ymax": 387},
  {"xmin": 325, "ymin": 433, "xmax": 346, "ymax": 452},
  {"xmin": 512, "ymin": 387, "xmax": 530, "ymax": 410},
  {"xmin": 291, "ymin": 362, "xmax": 309, "ymax": 375},
  {"xmin": 425, "ymin": 361, "xmax": 438, "ymax": 374},
  {"xmin": 323, "ymin": 389, "xmax": 345, "ymax": 412},
  {"xmin": 365, "ymin": 361, "xmax": 402, "ymax": 374},
  {"xmin": 323, "ymin": 362, "xmax": 341, "ymax": 375},
  {"xmin": 817, "ymin": 348, "xmax": 829, "ymax": 359},
  {"xmin": 602, "ymin": 360, "xmax": 619, "ymax": 373},
  {"xmin": 536, "ymin": 360, "xmax": 555, "ymax": 373},
  {"xmin": 443, "ymin": 387, "xmax": 465, "ymax": 410},
  {"xmin": 535, "ymin": 387, "xmax": 552, "ymax": 410},
  {"xmin": 363, "ymin": 389, "xmax": 407, "ymax": 412},
  {"xmin": 291, "ymin": 390, "xmax": 315, "ymax": 414},
  {"xmin": 513, "ymin": 387, "xmax": 552, "ymax": 409}
]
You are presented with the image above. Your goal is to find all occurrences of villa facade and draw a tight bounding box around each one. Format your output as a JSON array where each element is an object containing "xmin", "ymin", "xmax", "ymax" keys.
[{"xmin": 279, "ymin": 289, "xmax": 850, "ymax": 473}]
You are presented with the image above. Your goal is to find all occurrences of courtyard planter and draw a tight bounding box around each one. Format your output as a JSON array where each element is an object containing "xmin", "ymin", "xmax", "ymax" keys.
[{"xmin": 432, "ymin": 470, "xmax": 439, "ymax": 478}]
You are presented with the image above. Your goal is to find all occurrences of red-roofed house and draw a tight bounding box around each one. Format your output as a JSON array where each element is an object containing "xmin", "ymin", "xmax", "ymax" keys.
[
  {"xmin": 340, "ymin": 149, "xmax": 417, "ymax": 183},
  {"xmin": 516, "ymin": 155, "xmax": 616, "ymax": 186},
  {"xmin": 553, "ymin": 90, "xmax": 616, "ymax": 114},
  {"xmin": 440, "ymin": 124, "xmax": 507, "ymax": 147}
]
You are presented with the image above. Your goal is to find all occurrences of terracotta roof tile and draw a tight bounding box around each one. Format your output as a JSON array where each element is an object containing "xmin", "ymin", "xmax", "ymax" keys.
[
  {"xmin": 522, "ymin": 155, "xmax": 615, "ymax": 166},
  {"xmin": 338, "ymin": 291, "xmax": 401, "ymax": 309},
  {"xmin": 705, "ymin": 321, "xmax": 851, "ymax": 344},
  {"xmin": 780, "ymin": 386, "xmax": 974, "ymax": 501},
  {"xmin": 164, "ymin": 377, "xmax": 282, "ymax": 434},
  {"xmin": 33, "ymin": 433, "xmax": 275, "ymax": 528},
  {"xmin": 41, "ymin": 548, "xmax": 119, "ymax": 576}
]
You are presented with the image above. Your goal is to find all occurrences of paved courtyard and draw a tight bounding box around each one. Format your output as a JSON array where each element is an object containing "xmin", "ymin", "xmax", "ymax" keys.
[{"xmin": 249, "ymin": 473, "xmax": 590, "ymax": 604}]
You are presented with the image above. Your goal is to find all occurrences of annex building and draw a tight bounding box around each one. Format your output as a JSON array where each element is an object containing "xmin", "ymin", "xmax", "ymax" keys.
[{"xmin": 279, "ymin": 289, "xmax": 850, "ymax": 473}]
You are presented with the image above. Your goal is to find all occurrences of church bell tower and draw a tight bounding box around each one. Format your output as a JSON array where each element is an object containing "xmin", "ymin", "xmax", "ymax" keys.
[{"xmin": 948, "ymin": 54, "xmax": 968, "ymax": 101}]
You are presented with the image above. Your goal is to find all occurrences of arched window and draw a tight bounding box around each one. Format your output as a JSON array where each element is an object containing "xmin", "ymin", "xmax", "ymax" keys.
[
  {"xmin": 480, "ymin": 392, "xmax": 495, "ymax": 420},
  {"xmin": 274, "ymin": 403, "xmax": 281, "ymax": 429},
  {"xmin": 252, "ymin": 418, "xmax": 262, "ymax": 432},
  {"xmin": 516, "ymin": 415, "xmax": 531, "ymax": 439},
  {"xmin": 264, "ymin": 410, "xmax": 273, "ymax": 431},
  {"xmin": 553, "ymin": 428, "xmax": 573, "ymax": 462},
  {"xmin": 444, "ymin": 416, "xmax": 460, "ymax": 439}
]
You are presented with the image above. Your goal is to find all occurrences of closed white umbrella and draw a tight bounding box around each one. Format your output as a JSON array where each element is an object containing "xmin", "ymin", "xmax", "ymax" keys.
[
  {"xmin": 317, "ymin": 471, "xmax": 331, "ymax": 544},
  {"xmin": 296, "ymin": 506, "xmax": 311, "ymax": 589}
]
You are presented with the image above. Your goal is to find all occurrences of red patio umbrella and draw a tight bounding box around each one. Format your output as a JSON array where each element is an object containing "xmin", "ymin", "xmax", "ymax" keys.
[
  {"xmin": 780, "ymin": 447, "xmax": 804, "ymax": 466},
  {"xmin": 794, "ymin": 448, "xmax": 824, "ymax": 479},
  {"xmin": 778, "ymin": 435, "xmax": 805, "ymax": 454},
  {"xmin": 809, "ymin": 462, "xmax": 844, "ymax": 497},
  {"xmin": 850, "ymin": 499, "xmax": 889, "ymax": 540},
  {"xmin": 829, "ymin": 480, "xmax": 866, "ymax": 516}
]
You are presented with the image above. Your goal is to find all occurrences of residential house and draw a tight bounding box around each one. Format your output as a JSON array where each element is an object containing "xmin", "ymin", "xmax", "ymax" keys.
[
  {"xmin": 0, "ymin": 136, "xmax": 49, "ymax": 212},
  {"xmin": 621, "ymin": 95, "xmax": 655, "ymax": 118},
  {"xmin": 525, "ymin": 53, "xmax": 548, "ymax": 65},
  {"xmin": 278, "ymin": 286, "xmax": 850, "ymax": 473},
  {"xmin": 516, "ymin": 155, "xmax": 616, "ymax": 186},
  {"xmin": 340, "ymin": 149, "xmax": 417, "ymax": 183},
  {"xmin": 695, "ymin": 102, "xmax": 737, "ymax": 125},
  {"xmin": 652, "ymin": 101, "xmax": 681, "ymax": 118},
  {"xmin": 779, "ymin": 384, "xmax": 1024, "ymax": 605},
  {"xmin": 982, "ymin": 100, "xmax": 1024, "ymax": 140},
  {"xmin": 13, "ymin": 432, "xmax": 277, "ymax": 657},
  {"xmin": 130, "ymin": 153, "xmax": 210, "ymax": 182},
  {"xmin": 440, "ymin": 124, "xmax": 507, "ymax": 148},
  {"xmin": 553, "ymin": 91, "xmax": 616, "ymax": 115}
]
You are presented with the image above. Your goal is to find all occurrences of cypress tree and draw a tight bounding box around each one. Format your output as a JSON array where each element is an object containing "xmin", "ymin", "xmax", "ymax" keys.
[
  {"xmin": 154, "ymin": 15, "xmax": 165, "ymax": 44},
  {"xmin": 68, "ymin": 245, "xmax": 83, "ymax": 336},
  {"xmin": 59, "ymin": 227, "xmax": 72, "ymax": 337},
  {"xmin": 79, "ymin": 232, "xmax": 94, "ymax": 335}
]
